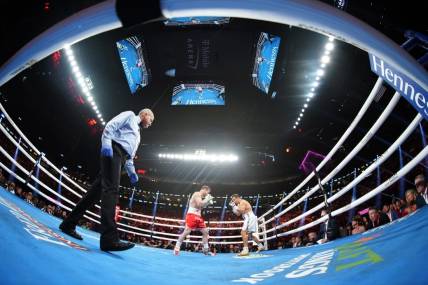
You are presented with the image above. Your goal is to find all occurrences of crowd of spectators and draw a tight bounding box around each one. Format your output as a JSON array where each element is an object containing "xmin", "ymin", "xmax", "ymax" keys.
[
  {"xmin": 1, "ymin": 167, "xmax": 427, "ymax": 254},
  {"xmin": 270, "ymin": 173, "xmax": 428, "ymax": 249}
]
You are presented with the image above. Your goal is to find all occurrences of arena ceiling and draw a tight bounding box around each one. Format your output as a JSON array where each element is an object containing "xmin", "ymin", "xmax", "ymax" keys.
[{"xmin": 0, "ymin": 0, "xmax": 425, "ymax": 193}]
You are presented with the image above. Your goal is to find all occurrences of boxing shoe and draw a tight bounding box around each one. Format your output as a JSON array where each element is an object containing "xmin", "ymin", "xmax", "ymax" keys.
[
  {"xmin": 238, "ymin": 248, "xmax": 249, "ymax": 256},
  {"xmin": 174, "ymin": 246, "xmax": 180, "ymax": 256}
]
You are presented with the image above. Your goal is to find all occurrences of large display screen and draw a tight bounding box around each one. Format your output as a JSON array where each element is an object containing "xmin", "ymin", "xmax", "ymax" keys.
[
  {"xmin": 251, "ymin": 32, "xmax": 281, "ymax": 94},
  {"xmin": 164, "ymin": 17, "xmax": 230, "ymax": 26},
  {"xmin": 116, "ymin": 36, "xmax": 150, "ymax": 94},
  {"xmin": 171, "ymin": 83, "xmax": 225, "ymax": 106}
]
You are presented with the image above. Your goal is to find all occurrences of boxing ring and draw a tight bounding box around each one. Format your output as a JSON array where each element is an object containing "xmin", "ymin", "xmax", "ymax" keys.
[
  {"xmin": 2, "ymin": 187, "xmax": 428, "ymax": 285},
  {"xmin": 0, "ymin": 0, "xmax": 427, "ymax": 284}
]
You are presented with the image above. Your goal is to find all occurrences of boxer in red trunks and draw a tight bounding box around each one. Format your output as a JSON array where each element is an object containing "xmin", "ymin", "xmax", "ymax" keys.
[{"xmin": 174, "ymin": 185, "xmax": 214, "ymax": 255}]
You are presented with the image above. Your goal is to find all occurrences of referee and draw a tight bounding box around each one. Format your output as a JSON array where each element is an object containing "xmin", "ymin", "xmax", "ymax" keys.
[{"xmin": 59, "ymin": 109, "xmax": 154, "ymax": 251}]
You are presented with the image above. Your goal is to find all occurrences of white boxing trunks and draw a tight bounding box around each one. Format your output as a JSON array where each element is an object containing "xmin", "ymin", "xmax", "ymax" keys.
[{"xmin": 242, "ymin": 211, "xmax": 258, "ymax": 233}]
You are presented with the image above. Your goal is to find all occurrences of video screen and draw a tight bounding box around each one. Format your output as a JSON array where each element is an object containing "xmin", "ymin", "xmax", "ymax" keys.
[
  {"xmin": 116, "ymin": 36, "xmax": 150, "ymax": 94},
  {"xmin": 251, "ymin": 32, "xmax": 281, "ymax": 94},
  {"xmin": 164, "ymin": 17, "xmax": 230, "ymax": 26},
  {"xmin": 172, "ymin": 83, "xmax": 225, "ymax": 106}
]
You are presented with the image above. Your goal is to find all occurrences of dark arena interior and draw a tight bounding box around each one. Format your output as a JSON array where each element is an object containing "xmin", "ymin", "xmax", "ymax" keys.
[{"xmin": 0, "ymin": 1, "xmax": 427, "ymax": 284}]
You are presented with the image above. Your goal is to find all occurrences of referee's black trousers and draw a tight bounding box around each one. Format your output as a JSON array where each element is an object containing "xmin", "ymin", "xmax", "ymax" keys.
[{"xmin": 61, "ymin": 142, "xmax": 127, "ymax": 245}]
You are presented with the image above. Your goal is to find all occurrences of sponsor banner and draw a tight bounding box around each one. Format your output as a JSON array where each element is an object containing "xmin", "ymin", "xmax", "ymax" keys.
[{"xmin": 369, "ymin": 54, "xmax": 428, "ymax": 120}]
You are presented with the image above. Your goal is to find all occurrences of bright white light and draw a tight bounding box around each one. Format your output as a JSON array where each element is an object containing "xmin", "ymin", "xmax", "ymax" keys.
[
  {"xmin": 78, "ymin": 78, "xmax": 85, "ymax": 86},
  {"xmin": 72, "ymin": 66, "xmax": 79, "ymax": 73},
  {"xmin": 311, "ymin": 88, "xmax": 315, "ymax": 92},
  {"xmin": 82, "ymin": 86, "xmax": 89, "ymax": 94},
  {"xmin": 92, "ymin": 105, "xmax": 98, "ymax": 111},
  {"xmin": 90, "ymin": 101, "xmax": 96, "ymax": 106},
  {"xmin": 158, "ymin": 152, "xmax": 238, "ymax": 163},
  {"xmin": 325, "ymin": 42, "xmax": 334, "ymax": 51},
  {"xmin": 324, "ymin": 50, "xmax": 331, "ymax": 56},
  {"xmin": 304, "ymin": 104, "xmax": 308, "ymax": 108},
  {"xmin": 321, "ymin": 63, "xmax": 326, "ymax": 68},
  {"xmin": 75, "ymin": 71, "xmax": 83, "ymax": 79},
  {"xmin": 295, "ymin": 121, "xmax": 299, "ymax": 125},
  {"xmin": 70, "ymin": 60, "xmax": 77, "ymax": 67},
  {"xmin": 87, "ymin": 96, "xmax": 94, "ymax": 102},
  {"xmin": 314, "ymin": 82, "xmax": 319, "ymax": 87},
  {"xmin": 299, "ymin": 113, "xmax": 303, "ymax": 117},
  {"xmin": 301, "ymin": 109, "xmax": 305, "ymax": 112},
  {"xmin": 309, "ymin": 93, "xmax": 314, "ymax": 98},
  {"xmin": 328, "ymin": 36, "xmax": 335, "ymax": 42},
  {"xmin": 297, "ymin": 117, "xmax": 301, "ymax": 121},
  {"xmin": 306, "ymin": 98, "xmax": 310, "ymax": 102},
  {"xmin": 68, "ymin": 54, "xmax": 75, "ymax": 62},
  {"xmin": 315, "ymin": 76, "xmax": 320, "ymax": 81},
  {"xmin": 97, "ymin": 114, "xmax": 102, "ymax": 118},
  {"xmin": 321, "ymin": 55, "xmax": 330, "ymax": 64},
  {"xmin": 102, "ymin": 122, "xmax": 106, "ymax": 125},
  {"xmin": 316, "ymin": 69, "xmax": 325, "ymax": 76},
  {"xmin": 65, "ymin": 49, "xmax": 73, "ymax": 56}
]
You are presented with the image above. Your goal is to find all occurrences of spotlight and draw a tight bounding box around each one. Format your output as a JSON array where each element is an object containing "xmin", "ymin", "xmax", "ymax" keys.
[
  {"xmin": 321, "ymin": 55, "xmax": 330, "ymax": 64},
  {"xmin": 311, "ymin": 88, "xmax": 315, "ymax": 92},
  {"xmin": 308, "ymin": 93, "xmax": 314, "ymax": 98},
  {"xmin": 325, "ymin": 42, "xmax": 334, "ymax": 51},
  {"xmin": 299, "ymin": 113, "xmax": 303, "ymax": 117},
  {"xmin": 293, "ymin": 126, "xmax": 296, "ymax": 129},
  {"xmin": 316, "ymin": 69, "xmax": 325, "ymax": 76},
  {"xmin": 75, "ymin": 71, "xmax": 83, "ymax": 79},
  {"xmin": 304, "ymin": 104, "xmax": 308, "ymax": 108},
  {"xmin": 328, "ymin": 36, "xmax": 335, "ymax": 42},
  {"xmin": 314, "ymin": 82, "xmax": 319, "ymax": 87},
  {"xmin": 306, "ymin": 98, "xmax": 310, "ymax": 102},
  {"xmin": 315, "ymin": 76, "xmax": 320, "ymax": 81}
]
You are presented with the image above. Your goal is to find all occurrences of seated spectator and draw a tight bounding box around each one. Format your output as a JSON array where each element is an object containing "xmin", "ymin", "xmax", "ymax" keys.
[
  {"xmin": 382, "ymin": 204, "xmax": 398, "ymax": 222},
  {"xmin": 402, "ymin": 189, "xmax": 423, "ymax": 216},
  {"xmin": 351, "ymin": 215, "xmax": 366, "ymax": 235},
  {"xmin": 318, "ymin": 209, "xmax": 339, "ymax": 243},
  {"xmin": 15, "ymin": 186, "xmax": 23, "ymax": 199},
  {"xmin": 25, "ymin": 192, "xmax": 34, "ymax": 206},
  {"xmin": 414, "ymin": 174, "xmax": 428, "ymax": 207},
  {"xmin": 6, "ymin": 181, "xmax": 15, "ymax": 194},
  {"xmin": 292, "ymin": 236, "xmax": 303, "ymax": 248},
  {"xmin": 305, "ymin": 232, "xmax": 318, "ymax": 246},
  {"xmin": 367, "ymin": 207, "xmax": 389, "ymax": 229},
  {"xmin": 362, "ymin": 216, "xmax": 369, "ymax": 228},
  {"xmin": 285, "ymin": 236, "xmax": 295, "ymax": 248},
  {"xmin": 392, "ymin": 199, "xmax": 404, "ymax": 217}
]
